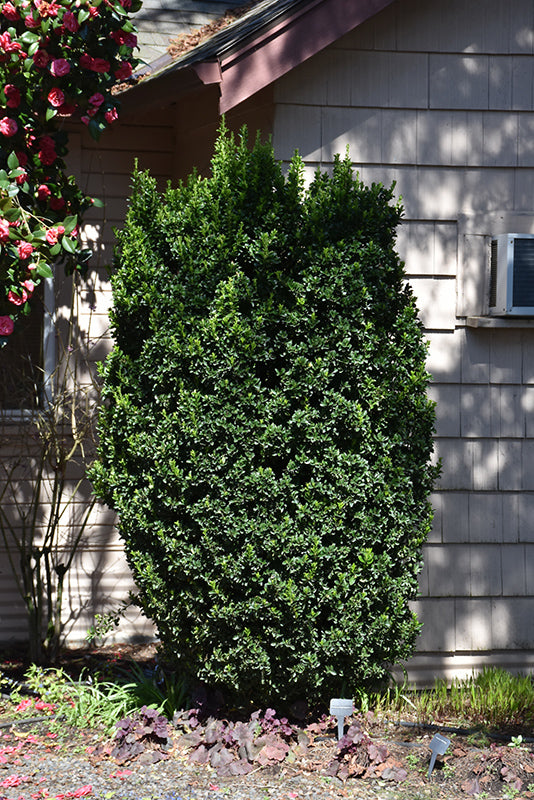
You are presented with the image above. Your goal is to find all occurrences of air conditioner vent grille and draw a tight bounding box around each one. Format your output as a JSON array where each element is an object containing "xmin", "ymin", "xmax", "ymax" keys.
[
  {"xmin": 490, "ymin": 239, "xmax": 498, "ymax": 308},
  {"xmin": 512, "ymin": 238, "xmax": 534, "ymax": 307}
]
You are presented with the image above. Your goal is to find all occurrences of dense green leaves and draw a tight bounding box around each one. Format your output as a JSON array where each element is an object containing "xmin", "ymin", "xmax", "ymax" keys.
[{"xmin": 91, "ymin": 128, "xmax": 438, "ymax": 705}]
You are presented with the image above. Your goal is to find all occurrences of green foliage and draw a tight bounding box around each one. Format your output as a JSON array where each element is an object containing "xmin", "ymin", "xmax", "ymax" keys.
[
  {"xmin": 14, "ymin": 665, "xmax": 148, "ymax": 735},
  {"xmin": 91, "ymin": 126, "xmax": 438, "ymax": 705},
  {"xmin": 117, "ymin": 661, "xmax": 189, "ymax": 720},
  {"xmin": 412, "ymin": 668, "xmax": 534, "ymax": 730}
]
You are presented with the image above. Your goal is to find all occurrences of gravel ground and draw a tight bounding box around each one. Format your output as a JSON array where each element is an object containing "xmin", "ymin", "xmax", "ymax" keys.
[
  {"xmin": 0, "ymin": 724, "xmax": 444, "ymax": 800},
  {"xmin": 0, "ymin": 749, "xmax": 436, "ymax": 800}
]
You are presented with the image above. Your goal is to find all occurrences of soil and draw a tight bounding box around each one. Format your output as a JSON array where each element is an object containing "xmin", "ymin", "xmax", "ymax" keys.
[{"xmin": 1, "ymin": 643, "xmax": 534, "ymax": 800}]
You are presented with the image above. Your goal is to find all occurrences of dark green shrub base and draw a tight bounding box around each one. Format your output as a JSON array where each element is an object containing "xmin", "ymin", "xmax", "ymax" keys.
[{"xmin": 91, "ymin": 127, "xmax": 438, "ymax": 705}]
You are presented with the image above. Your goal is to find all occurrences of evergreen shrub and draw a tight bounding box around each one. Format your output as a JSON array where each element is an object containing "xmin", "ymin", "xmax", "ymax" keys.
[{"xmin": 91, "ymin": 128, "xmax": 438, "ymax": 705}]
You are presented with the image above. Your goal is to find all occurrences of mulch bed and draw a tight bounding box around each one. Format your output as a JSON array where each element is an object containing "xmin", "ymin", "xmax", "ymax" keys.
[{"xmin": 1, "ymin": 643, "xmax": 534, "ymax": 800}]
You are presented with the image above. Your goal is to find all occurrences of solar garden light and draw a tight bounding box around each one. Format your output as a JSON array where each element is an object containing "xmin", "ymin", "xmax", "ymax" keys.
[
  {"xmin": 428, "ymin": 733, "xmax": 451, "ymax": 778},
  {"xmin": 329, "ymin": 698, "xmax": 354, "ymax": 740}
]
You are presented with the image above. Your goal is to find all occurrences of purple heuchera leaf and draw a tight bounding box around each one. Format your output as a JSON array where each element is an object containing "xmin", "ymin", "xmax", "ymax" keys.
[
  {"xmin": 209, "ymin": 746, "xmax": 234, "ymax": 769},
  {"xmin": 189, "ymin": 744, "xmax": 209, "ymax": 764},
  {"xmin": 229, "ymin": 759, "xmax": 254, "ymax": 775}
]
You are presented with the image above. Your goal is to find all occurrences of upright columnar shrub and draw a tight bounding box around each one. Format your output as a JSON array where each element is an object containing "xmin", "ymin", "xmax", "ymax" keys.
[{"xmin": 92, "ymin": 129, "xmax": 438, "ymax": 705}]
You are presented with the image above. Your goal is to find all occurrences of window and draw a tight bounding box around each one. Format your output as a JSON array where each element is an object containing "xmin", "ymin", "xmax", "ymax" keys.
[{"xmin": 0, "ymin": 278, "xmax": 54, "ymax": 412}]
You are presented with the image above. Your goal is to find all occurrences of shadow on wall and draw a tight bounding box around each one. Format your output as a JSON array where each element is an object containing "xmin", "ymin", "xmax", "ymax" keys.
[
  {"xmin": 0, "ymin": 271, "xmax": 154, "ymax": 654},
  {"xmin": 411, "ymin": 323, "xmax": 534, "ymax": 682}
]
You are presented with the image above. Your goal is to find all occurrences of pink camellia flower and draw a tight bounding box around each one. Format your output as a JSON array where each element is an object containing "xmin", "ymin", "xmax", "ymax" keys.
[
  {"xmin": 22, "ymin": 279, "xmax": 34, "ymax": 295},
  {"xmin": 79, "ymin": 53, "xmax": 94, "ymax": 70},
  {"xmin": 47, "ymin": 87, "xmax": 64, "ymax": 108},
  {"xmin": 8, "ymin": 287, "xmax": 28, "ymax": 306},
  {"xmin": 4, "ymin": 83, "xmax": 20, "ymax": 107},
  {"xmin": 38, "ymin": 135, "xmax": 57, "ymax": 165},
  {"xmin": 91, "ymin": 57, "xmax": 110, "ymax": 73},
  {"xmin": 33, "ymin": 48, "xmax": 49, "ymax": 67},
  {"xmin": 57, "ymin": 102, "xmax": 76, "ymax": 117},
  {"xmin": 105, "ymin": 107, "xmax": 118, "ymax": 124},
  {"xmin": 50, "ymin": 58, "xmax": 70, "ymax": 77},
  {"xmin": 39, "ymin": 147, "xmax": 56, "ymax": 165},
  {"xmin": 24, "ymin": 12, "xmax": 39, "ymax": 27},
  {"xmin": 35, "ymin": 0, "xmax": 60, "ymax": 17},
  {"xmin": 0, "ymin": 116, "xmax": 17, "ymax": 136},
  {"xmin": 45, "ymin": 225, "xmax": 64, "ymax": 245},
  {"xmin": 114, "ymin": 61, "xmax": 132, "ymax": 81},
  {"xmin": 2, "ymin": 2, "xmax": 19, "ymax": 20},
  {"xmin": 0, "ymin": 218, "xmax": 10, "ymax": 242},
  {"xmin": 110, "ymin": 29, "xmax": 137, "ymax": 48},
  {"xmin": 0, "ymin": 31, "xmax": 24, "ymax": 53},
  {"xmin": 0, "ymin": 316, "xmax": 14, "ymax": 336},
  {"xmin": 39, "ymin": 134, "xmax": 55, "ymax": 150},
  {"xmin": 17, "ymin": 241, "xmax": 33, "ymax": 259},
  {"xmin": 91, "ymin": 58, "xmax": 110, "ymax": 73},
  {"xmin": 88, "ymin": 92, "xmax": 104, "ymax": 107},
  {"xmin": 80, "ymin": 115, "xmax": 90, "ymax": 126},
  {"xmin": 62, "ymin": 9, "xmax": 79, "ymax": 31},
  {"xmin": 15, "ymin": 150, "xmax": 28, "ymax": 166},
  {"xmin": 37, "ymin": 183, "xmax": 51, "ymax": 200},
  {"xmin": 49, "ymin": 196, "xmax": 65, "ymax": 210},
  {"xmin": 88, "ymin": 5, "xmax": 98, "ymax": 16},
  {"xmin": 15, "ymin": 169, "xmax": 27, "ymax": 185}
]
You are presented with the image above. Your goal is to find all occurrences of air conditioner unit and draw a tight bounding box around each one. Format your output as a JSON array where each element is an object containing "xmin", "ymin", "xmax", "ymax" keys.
[{"xmin": 489, "ymin": 233, "xmax": 534, "ymax": 315}]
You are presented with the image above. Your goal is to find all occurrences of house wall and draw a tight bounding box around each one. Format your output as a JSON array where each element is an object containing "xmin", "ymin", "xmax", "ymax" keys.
[
  {"xmin": 0, "ymin": 110, "xmax": 175, "ymax": 648},
  {"xmin": 272, "ymin": 0, "xmax": 534, "ymax": 682},
  {"xmin": 65, "ymin": 111, "xmax": 179, "ymax": 643}
]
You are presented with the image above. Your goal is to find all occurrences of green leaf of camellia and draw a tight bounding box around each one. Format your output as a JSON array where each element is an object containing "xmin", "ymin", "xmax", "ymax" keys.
[
  {"xmin": 46, "ymin": 107, "xmax": 57, "ymax": 122},
  {"xmin": 112, "ymin": 1, "xmax": 128, "ymax": 14},
  {"xmin": 19, "ymin": 31, "xmax": 40, "ymax": 45},
  {"xmin": 91, "ymin": 197, "xmax": 105, "ymax": 208},
  {"xmin": 35, "ymin": 262, "xmax": 53, "ymax": 278},
  {"xmin": 62, "ymin": 215, "xmax": 78, "ymax": 235},
  {"xmin": 77, "ymin": 248, "xmax": 92, "ymax": 265},
  {"xmin": 88, "ymin": 118, "xmax": 104, "ymax": 142},
  {"xmin": 49, "ymin": 243, "xmax": 62, "ymax": 257},
  {"xmin": 7, "ymin": 152, "xmax": 19, "ymax": 170},
  {"xmin": 61, "ymin": 236, "xmax": 77, "ymax": 254}
]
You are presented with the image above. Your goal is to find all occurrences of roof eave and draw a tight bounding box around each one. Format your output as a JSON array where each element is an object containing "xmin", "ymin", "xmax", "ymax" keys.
[{"xmin": 119, "ymin": 0, "xmax": 397, "ymax": 116}]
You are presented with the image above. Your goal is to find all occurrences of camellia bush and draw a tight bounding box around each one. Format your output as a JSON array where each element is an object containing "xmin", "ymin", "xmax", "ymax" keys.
[
  {"xmin": 92, "ymin": 128, "xmax": 439, "ymax": 705},
  {"xmin": 0, "ymin": 0, "xmax": 140, "ymax": 342}
]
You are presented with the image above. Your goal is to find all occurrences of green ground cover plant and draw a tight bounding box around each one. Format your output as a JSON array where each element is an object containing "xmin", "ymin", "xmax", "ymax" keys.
[
  {"xmin": 8, "ymin": 664, "xmax": 149, "ymax": 734},
  {"xmin": 91, "ymin": 125, "xmax": 438, "ymax": 706},
  {"xmin": 361, "ymin": 667, "xmax": 534, "ymax": 731}
]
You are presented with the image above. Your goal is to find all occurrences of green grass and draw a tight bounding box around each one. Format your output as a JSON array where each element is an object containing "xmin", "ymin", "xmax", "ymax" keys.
[
  {"xmin": 358, "ymin": 667, "xmax": 534, "ymax": 731},
  {"xmin": 5, "ymin": 660, "xmax": 189, "ymax": 736}
]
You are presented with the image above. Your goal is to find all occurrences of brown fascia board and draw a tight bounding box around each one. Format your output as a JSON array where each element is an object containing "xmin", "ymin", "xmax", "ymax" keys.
[
  {"xmin": 119, "ymin": 0, "xmax": 396, "ymax": 117},
  {"xmin": 119, "ymin": 61, "xmax": 222, "ymax": 118},
  {"xmin": 218, "ymin": 0, "xmax": 397, "ymax": 113}
]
